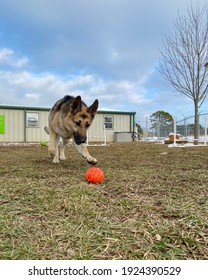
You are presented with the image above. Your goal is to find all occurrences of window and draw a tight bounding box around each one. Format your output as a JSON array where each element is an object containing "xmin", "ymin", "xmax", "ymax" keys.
[
  {"xmin": 104, "ymin": 116, "xmax": 113, "ymax": 129},
  {"xmin": 26, "ymin": 112, "xmax": 39, "ymax": 128}
]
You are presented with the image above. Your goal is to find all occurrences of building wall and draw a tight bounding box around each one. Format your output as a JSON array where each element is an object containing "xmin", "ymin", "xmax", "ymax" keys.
[
  {"xmin": 0, "ymin": 108, "xmax": 24, "ymax": 142},
  {"xmin": 88, "ymin": 113, "xmax": 132, "ymax": 142},
  {"xmin": 26, "ymin": 111, "xmax": 50, "ymax": 142},
  {"xmin": 0, "ymin": 106, "xmax": 135, "ymax": 143}
]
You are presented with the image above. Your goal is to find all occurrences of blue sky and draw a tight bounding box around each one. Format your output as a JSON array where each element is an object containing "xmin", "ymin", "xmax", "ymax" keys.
[{"xmin": 0, "ymin": 0, "xmax": 207, "ymax": 125}]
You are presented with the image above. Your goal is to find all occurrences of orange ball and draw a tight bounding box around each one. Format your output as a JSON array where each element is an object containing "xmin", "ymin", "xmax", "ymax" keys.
[{"xmin": 85, "ymin": 167, "xmax": 104, "ymax": 184}]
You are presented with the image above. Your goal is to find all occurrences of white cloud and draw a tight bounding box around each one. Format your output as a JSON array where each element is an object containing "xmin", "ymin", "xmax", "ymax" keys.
[
  {"xmin": 0, "ymin": 48, "xmax": 29, "ymax": 68},
  {"xmin": 0, "ymin": 48, "xmax": 13, "ymax": 62},
  {"xmin": 0, "ymin": 59, "xmax": 152, "ymax": 113},
  {"xmin": 25, "ymin": 93, "xmax": 41, "ymax": 103}
]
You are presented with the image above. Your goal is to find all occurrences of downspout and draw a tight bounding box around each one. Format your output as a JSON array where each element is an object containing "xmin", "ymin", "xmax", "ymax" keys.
[
  {"xmin": 130, "ymin": 114, "xmax": 132, "ymax": 132},
  {"xmin": 130, "ymin": 113, "xmax": 136, "ymax": 141},
  {"xmin": 130, "ymin": 113, "xmax": 135, "ymax": 133},
  {"xmin": 24, "ymin": 109, "xmax": 27, "ymax": 142},
  {"xmin": 133, "ymin": 113, "xmax": 135, "ymax": 134}
]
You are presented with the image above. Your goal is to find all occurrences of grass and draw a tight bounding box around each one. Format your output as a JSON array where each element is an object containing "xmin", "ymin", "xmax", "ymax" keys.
[{"xmin": 0, "ymin": 141, "xmax": 208, "ymax": 260}]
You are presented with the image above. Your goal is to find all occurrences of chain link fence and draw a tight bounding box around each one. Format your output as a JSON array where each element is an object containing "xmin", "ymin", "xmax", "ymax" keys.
[{"xmin": 144, "ymin": 113, "xmax": 208, "ymax": 142}]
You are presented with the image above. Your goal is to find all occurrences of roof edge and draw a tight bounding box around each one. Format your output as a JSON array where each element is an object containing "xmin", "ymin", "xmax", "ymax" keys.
[{"xmin": 0, "ymin": 105, "xmax": 136, "ymax": 115}]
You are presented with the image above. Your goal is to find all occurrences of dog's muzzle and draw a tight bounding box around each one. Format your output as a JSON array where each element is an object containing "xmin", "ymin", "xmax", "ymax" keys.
[{"xmin": 73, "ymin": 132, "xmax": 87, "ymax": 145}]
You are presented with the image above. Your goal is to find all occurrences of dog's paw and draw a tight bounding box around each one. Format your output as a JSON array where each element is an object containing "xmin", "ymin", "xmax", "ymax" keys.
[
  {"xmin": 53, "ymin": 156, "xmax": 60, "ymax": 164},
  {"xmin": 87, "ymin": 157, "xmax": 97, "ymax": 165},
  {"xmin": 48, "ymin": 147, "xmax": 55, "ymax": 156},
  {"xmin": 60, "ymin": 155, "xmax": 67, "ymax": 161}
]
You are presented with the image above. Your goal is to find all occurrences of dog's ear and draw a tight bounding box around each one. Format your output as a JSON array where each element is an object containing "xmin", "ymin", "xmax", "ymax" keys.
[
  {"xmin": 87, "ymin": 99, "xmax": 99, "ymax": 118},
  {"xmin": 71, "ymin": 96, "xmax": 82, "ymax": 114}
]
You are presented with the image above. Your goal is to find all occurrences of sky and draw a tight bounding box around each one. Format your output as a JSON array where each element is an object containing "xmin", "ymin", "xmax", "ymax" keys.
[{"xmin": 0, "ymin": 0, "xmax": 207, "ymax": 126}]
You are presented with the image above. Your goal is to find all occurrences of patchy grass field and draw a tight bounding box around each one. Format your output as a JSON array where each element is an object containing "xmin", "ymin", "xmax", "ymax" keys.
[{"xmin": 0, "ymin": 141, "xmax": 207, "ymax": 260}]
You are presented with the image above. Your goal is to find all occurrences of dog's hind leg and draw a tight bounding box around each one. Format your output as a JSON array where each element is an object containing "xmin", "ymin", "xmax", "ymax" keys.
[
  {"xmin": 73, "ymin": 140, "xmax": 97, "ymax": 165},
  {"xmin": 60, "ymin": 138, "xmax": 68, "ymax": 161},
  {"xmin": 48, "ymin": 128, "xmax": 56, "ymax": 157},
  {"xmin": 44, "ymin": 126, "xmax": 50, "ymax": 135},
  {"xmin": 53, "ymin": 134, "xmax": 61, "ymax": 163},
  {"xmin": 48, "ymin": 129, "xmax": 60, "ymax": 163}
]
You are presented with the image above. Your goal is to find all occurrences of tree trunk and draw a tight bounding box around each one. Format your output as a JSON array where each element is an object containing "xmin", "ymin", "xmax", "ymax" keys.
[{"xmin": 194, "ymin": 102, "xmax": 199, "ymax": 145}]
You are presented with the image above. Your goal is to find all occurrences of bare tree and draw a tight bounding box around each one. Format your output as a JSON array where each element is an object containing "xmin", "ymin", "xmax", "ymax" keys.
[{"xmin": 159, "ymin": 4, "xmax": 208, "ymax": 144}]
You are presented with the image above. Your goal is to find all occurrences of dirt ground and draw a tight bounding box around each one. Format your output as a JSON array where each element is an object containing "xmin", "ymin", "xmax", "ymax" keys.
[{"xmin": 0, "ymin": 141, "xmax": 207, "ymax": 259}]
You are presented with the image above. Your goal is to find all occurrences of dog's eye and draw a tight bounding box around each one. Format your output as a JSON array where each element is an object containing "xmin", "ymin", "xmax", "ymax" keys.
[
  {"xmin": 86, "ymin": 123, "xmax": 90, "ymax": 128},
  {"xmin": 74, "ymin": 121, "xmax": 81, "ymax": 126}
]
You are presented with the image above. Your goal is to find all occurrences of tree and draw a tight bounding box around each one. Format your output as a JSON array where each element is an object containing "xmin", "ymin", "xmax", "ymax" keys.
[
  {"xmin": 150, "ymin": 110, "xmax": 173, "ymax": 129},
  {"xmin": 159, "ymin": 4, "xmax": 208, "ymax": 144}
]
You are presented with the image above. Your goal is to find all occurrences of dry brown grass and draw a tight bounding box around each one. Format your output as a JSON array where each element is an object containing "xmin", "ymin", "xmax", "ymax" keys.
[{"xmin": 0, "ymin": 141, "xmax": 207, "ymax": 259}]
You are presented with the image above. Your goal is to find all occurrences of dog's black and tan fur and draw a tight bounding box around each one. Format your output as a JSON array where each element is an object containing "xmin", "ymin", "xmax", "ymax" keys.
[{"xmin": 45, "ymin": 95, "xmax": 98, "ymax": 164}]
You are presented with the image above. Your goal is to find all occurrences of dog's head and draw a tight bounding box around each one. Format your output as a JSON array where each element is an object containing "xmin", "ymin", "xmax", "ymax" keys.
[{"xmin": 64, "ymin": 96, "xmax": 98, "ymax": 145}]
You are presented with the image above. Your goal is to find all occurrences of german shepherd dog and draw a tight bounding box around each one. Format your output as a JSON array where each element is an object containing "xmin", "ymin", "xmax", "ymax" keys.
[{"xmin": 44, "ymin": 95, "xmax": 98, "ymax": 164}]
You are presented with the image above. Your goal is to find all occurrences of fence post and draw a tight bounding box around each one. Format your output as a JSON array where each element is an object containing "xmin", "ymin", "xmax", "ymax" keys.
[
  {"xmin": 173, "ymin": 116, "xmax": 177, "ymax": 147},
  {"xmin": 104, "ymin": 124, "xmax": 107, "ymax": 145},
  {"xmin": 184, "ymin": 117, "xmax": 187, "ymax": 137},
  {"xmin": 205, "ymin": 117, "xmax": 207, "ymax": 145}
]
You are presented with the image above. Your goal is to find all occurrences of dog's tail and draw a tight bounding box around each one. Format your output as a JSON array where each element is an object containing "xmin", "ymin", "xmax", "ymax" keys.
[{"xmin": 44, "ymin": 126, "xmax": 50, "ymax": 135}]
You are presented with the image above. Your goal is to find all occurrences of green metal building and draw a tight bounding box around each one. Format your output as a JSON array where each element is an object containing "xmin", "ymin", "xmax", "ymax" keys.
[{"xmin": 0, "ymin": 105, "xmax": 136, "ymax": 143}]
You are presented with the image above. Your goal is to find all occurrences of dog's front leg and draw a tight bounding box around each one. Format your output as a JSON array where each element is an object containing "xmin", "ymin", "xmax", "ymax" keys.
[
  {"xmin": 60, "ymin": 138, "xmax": 68, "ymax": 161},
  {"xmin": 73, "ymin": 141, "xmax": 97, "ymax": 165}
]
